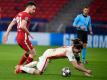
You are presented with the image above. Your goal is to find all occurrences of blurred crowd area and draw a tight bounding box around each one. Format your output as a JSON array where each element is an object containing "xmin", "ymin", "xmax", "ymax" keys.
[{"xmin": 0, "ymin": 0, "xmax": 107, "ymax": 34}]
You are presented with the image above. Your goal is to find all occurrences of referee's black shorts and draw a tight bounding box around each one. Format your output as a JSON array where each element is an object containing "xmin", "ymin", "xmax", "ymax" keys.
[
  {"xmin": 77, "ymin": 30, "xmax": 88, "ymax": 43},
  {"xmin": 75, "ymin": 54, "xmax": 81, "ymax": 64}
]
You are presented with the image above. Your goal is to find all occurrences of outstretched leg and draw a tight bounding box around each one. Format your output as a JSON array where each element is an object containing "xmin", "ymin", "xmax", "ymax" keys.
[
  {"xmin": 24, "ymin": 61, "xmax": 37, "ymax": 68},
  {"xmin": 20, "ymin": 66, "xmax": 41, "ymax": 74}
]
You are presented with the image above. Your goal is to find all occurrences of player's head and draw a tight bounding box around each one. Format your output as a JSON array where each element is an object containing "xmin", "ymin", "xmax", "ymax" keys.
[
  {"xmin": 83, "ymin": 7, "xmax": 89, "ymax": 16},
  {"xmin": 25, "ymin": 1, "xmax": 36, "ymax": 14},
  {"xmin": 72, "ymin": 39, "xmax": 83, "ymax": 53}
]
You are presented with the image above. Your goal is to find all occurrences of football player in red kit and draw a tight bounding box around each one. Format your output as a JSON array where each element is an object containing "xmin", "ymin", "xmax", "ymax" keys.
[{"xmin": 3, "ymin": 1, "xmax": 37, "ymax": 73}]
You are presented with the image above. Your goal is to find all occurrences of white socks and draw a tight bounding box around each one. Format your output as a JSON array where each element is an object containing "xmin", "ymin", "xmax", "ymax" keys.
[
  {"xmin": 20, "ymin": 66, "xmax": 35, "ymax": 74},
  {"xmin": 24, "ymin": 61, "xmax": 37, "ymax": 68}
]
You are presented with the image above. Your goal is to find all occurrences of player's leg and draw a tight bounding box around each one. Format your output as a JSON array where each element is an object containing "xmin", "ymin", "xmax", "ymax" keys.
[
  {"xmin": 26, "ymin": 40, "xmax": 37, "ymax": 64},
  {"xmin": 37, "ymin": 49, "xmax": 51, "ymax": 72},
  {"xmin": 82, "ymin": 43, "xmax": 87, "ymax": 63},
  {"xmin": 81, "ymin": 31, "xmax": 88, "ymax": 63},
  {"xmin": 21, "ymin": 50, "xmax": 50, "ymax": 74},
  {"xmin": 18, "ymin": 39, "xmax": 36, "ymax": 64},
  {"xmin": 15, "ymin": 40, "xmax": 36, "ymax": 73},
  {"xmin": 18, "ymin": 52, "xmax": 29, "ymax": 65},
  {"xmin": 15, "ymin": 52, "xmax": 29, "ymax": 73},
  {"xmin": 77, "ymin": 30, "xmax": 85, "ymax": 63},
  {"xmin": 20, "ymin": 66, "xmax": 41, "ymax": 75},
  {"xmin": 15, "ymin": 61, "xmax": 38, "ymax": 74},
  {"xmin": 24, "ymin": 61, "xmax": 38, "ymax": 68},
  {"xmin": 16, "ymin": 40, "xmax": 31, "ymax": 65},
  {"xmin": 26, "ymin": 48, "xmax": 37, "ymax": 64},
  {"xmin": 36, "ymin": 56, "xmax": 49, "ymax": 74},
  {"xmin": 20, "ymin": 57, "xmax": 49, "ymax": 75}
]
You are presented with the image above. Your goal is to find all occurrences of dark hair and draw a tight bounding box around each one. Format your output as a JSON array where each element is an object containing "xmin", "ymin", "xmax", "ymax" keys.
[
  {"xmin": 74, "ymin": 44, "xmax": 83, "ymax": 49},
  {"xmin": 83, "ymin": 6, "xmax": 89, "ymax": 9},
  {"xmin": 72, "ymin": 39, "xmax": 83, "ymax": 49},
  {"xmin": 25, "ymin": 1, "xmax": 36, "ymax": 8}
]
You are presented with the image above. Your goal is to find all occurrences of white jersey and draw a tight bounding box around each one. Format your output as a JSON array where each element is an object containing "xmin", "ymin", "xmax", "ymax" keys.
[
  {"xmin": 42, "ymin": 46, "xmax": 76, "ymax": 61},
  {"xmin": 37, "ymin": 46, "xmax": 76, "ymax": 72}
]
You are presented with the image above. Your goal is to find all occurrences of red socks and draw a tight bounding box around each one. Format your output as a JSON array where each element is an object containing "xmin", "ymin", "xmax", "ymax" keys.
[
  {"xmin": 18, "ymin": 53, "xmax": 33, "ymax": 65},
  {"xmin": 26, "ymin": 55, "xmax": 33, "ymax": 64},
  {"xmin": 18, "ymin": 53, "xmax": 29, "ymax": 65}
]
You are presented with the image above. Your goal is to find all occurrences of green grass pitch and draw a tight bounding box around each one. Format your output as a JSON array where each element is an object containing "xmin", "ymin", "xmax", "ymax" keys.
[{"xmin": 0, "ymin": 44, "xmax": 107, "ymax": 80}]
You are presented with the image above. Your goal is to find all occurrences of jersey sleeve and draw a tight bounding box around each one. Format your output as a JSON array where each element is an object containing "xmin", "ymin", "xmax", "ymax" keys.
[
  {"xmin": 88, "ymin": 16, "xmax": 92, "ymax": 28},
  {"xmin": 73, "ymin": 15, "xmax": 80, "ymax": 27},
  {"xmin": 12, "ymin": 17, "xmax": 17, "ymax": 22},
  {"xmin": 66, "ymin": 50, "xmax": 76, "ymax": 62},
  {"xmin": 21, "ymin": 13, "xmax": 29, "ymax": 21},
  {"xmin": 12, "ymin": 15, "xmax": 18, "ymax": 22}
]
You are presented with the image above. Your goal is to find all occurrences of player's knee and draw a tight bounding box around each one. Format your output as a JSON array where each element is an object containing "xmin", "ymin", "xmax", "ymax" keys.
[
  {"xmin": 33, "ymin": 70, "xmax": 41, "ymax": 75},
  {"xmin": 25, "ymin": 53, "xmax": 29, "ymax": 57},
  {"xmin": 30, "ymin": 48, "xmax": 37, "ymax": 56}
]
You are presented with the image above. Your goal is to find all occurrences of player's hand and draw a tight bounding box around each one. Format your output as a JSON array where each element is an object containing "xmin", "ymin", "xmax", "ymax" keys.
[
  {"xmin": 86, "ymin": 69, "xmax": 92, "ymax": 74},
  {"xmin": 76, "ymin": 26, "xmax": 80, "ymax": 28},
  {"xmin": 3, "ymin": 33, "xmax": 8, "ymax": 44},
  {"xmin": 84, "ymin": 72, "xmax": 92, "ymax": 77},
  {"xmin": 80, "ymin": 27, "xmax": 85, "ymax": 31},
  {"xmin": 90, "ymin": 31, "xmax": 93, "ymax": 35}
]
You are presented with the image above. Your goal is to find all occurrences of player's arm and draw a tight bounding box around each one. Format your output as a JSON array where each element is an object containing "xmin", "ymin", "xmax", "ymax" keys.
[
  {"xmin": 89, "ymin": 27, "xmax": 93, "ymax": 35},
  {"xmin": 88, "ymin": 17, "xmax": 93, "ymax": 35},
  {"xmin": 67, "ymin": 51, "xmax": 90, "ymax": 73},
  {"xmin": 20, "ymin": 20, "xmax": 30, "ymax": 35},
  {"xmin": 20, "ymin": 20, "xmax": 33, "ymax": 39},
  {"xmin": 73, "ymin": 15, "xmax": 85, "ymax": 31},
  {"xmin": 73, "ymin": 15, "xmax": 80, "ymax": 28},
  {"xmin": 78, "ymin": 62, "xmax": 92, "ymax": 76},
  {"xmin": 3, "ymin": 18, "xmax": 16, "ymax": 43},
  {"xmin": 70, "ymin": 61, "xmax": 92, "ymax": 75}
]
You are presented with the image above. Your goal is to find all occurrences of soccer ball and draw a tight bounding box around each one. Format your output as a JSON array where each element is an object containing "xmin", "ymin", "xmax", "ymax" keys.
[{"xmin": 61, "ymin": 67, "xmax": 71, "ymax": 77}]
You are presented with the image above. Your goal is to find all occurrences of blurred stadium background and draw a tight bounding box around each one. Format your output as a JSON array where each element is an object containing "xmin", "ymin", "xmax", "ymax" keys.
[{"xmin": 0, "ymin": 0, "xmax": 107, "ymax": 80}]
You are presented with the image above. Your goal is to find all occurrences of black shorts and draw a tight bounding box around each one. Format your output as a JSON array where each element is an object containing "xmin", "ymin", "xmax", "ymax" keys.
[{"xmin": 77, "ymin": 30, "xmax": 88, "ymax": 43}]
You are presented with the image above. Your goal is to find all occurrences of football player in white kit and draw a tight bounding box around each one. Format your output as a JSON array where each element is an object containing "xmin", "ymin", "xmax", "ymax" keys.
[{"xmin": 17, "ymin": 39, "xmax": 92, "ymax": 76}]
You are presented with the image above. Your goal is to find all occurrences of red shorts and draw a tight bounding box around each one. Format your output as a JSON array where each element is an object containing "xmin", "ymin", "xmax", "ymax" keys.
[{"xmin": 16, "ymin": 32, "xmax": 33, "ymax": 52}]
